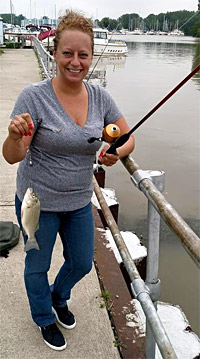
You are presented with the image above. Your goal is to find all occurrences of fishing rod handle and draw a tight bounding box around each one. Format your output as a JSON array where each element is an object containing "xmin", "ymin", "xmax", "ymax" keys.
[{"xmin": 106, "ymin": 146, "xmax": 118, "ymax": 155}]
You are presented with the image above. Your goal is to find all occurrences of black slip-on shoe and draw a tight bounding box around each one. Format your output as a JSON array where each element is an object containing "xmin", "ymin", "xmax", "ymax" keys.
[
  {"xmin": 39, "ymin": 323, "xmax": 67, "ymax": 351},
  {"xmin": 52, "ymin": 304, "xmax": 76, "ymax": 329}
]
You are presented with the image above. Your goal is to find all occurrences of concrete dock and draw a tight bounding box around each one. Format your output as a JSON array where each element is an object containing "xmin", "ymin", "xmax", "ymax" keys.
[{"xmin": 0, "ymin": 49, "xmax": 120, "ymax": 359}]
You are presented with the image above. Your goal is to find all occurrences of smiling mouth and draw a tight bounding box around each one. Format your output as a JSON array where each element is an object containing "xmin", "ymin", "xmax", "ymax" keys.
[{"xmin": 68, "ymin": 69, "xmax": 82, "ymax": 73}]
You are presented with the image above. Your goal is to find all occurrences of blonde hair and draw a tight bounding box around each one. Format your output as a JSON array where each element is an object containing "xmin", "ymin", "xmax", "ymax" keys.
[{"xmin": 54, "ymin": 10, "xmax": 94, "ymax": 54}]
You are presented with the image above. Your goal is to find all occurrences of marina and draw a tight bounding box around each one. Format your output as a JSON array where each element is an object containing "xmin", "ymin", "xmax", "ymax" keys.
[
  {"xmin": 2, "ymin": 20, "xmax": 187, "ymax": 55},
  {"xmin": 3, "ymin": 26, "xmax": 129, "ymax": 56}
]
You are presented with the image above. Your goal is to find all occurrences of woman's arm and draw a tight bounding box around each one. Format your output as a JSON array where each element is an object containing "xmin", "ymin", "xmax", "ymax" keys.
[
  {"xmin": 2, "ymin": 113, "xmax": 34, "ymax": 164},
  {"xmin": 99, "ymin": 116, "xmax": 135, "ymax": 167}
]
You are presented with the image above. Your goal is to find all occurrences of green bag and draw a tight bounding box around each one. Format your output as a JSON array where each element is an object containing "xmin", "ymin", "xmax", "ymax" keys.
[{"xmin": 0, "ymin": 221, "xmax": 20, "ymax": 255}]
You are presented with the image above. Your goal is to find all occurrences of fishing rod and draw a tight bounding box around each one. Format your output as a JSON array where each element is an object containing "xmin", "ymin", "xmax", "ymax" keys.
[{"xmin": 88, "ymin": 63, "xmax": 200, "ymax": 154}]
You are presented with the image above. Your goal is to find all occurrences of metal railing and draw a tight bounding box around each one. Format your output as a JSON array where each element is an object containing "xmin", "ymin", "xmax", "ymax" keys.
[
  {"xmin": 31, "ymin": 43, "xmax": 200, "ymax": 358},
  {"xmin": 33, "ymin": 37, "xmax": 56, "ymax": 78},
  {"xmin": 93, "ymin": 155, "xmax": 200, "ymax": 359}
]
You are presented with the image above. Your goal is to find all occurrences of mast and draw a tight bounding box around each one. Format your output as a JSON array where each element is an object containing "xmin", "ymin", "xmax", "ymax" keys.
[
  {"xmin": 30, "ymin": 0, "xmax": 32, "ymax": 23},
  {"xmin": 10, "ymin": 0, "xmax": 13, "ymax": 25},
  {"xmin": 54, "ymin": 4, "xmax": 56, "ymax": 27}
]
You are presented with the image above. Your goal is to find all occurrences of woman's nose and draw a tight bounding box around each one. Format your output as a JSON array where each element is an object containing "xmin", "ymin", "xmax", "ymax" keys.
[{"xmin": 71, "ymin": 53, "xmax": 80, "ymax": 66}]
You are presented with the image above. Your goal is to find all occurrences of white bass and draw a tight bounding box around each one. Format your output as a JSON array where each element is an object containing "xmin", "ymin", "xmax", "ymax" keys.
[{"xmin": 21, "ymin": 188, "xmax": 40, "ymax": 252}]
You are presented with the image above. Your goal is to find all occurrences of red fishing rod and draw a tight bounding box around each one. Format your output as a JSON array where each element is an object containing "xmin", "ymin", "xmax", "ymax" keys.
[{"xmin": 88, "ymin": 64, "xmax": 200, "ymax": 154}]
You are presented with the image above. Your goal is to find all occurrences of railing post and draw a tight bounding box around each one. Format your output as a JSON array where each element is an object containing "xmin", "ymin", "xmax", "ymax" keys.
[{"xmin": 145, "ymin": 170, "xmax": 165, "ymax": 359}]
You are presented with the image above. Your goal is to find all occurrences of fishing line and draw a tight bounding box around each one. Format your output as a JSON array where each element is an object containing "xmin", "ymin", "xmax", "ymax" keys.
[
  {"xmin": 179, "ymin": 11, "xmax": 200, "ymax": 31},
  {"xmin": 88, "ymin": 63, "xmax": 200, "ymax": 154},
  {"xmin": 88, "ymin": 25, "xmax": 121, "ymax": 167},
  {"xmin": 26, "ymin": 119, "xmax": 43, "ymax": 188}
]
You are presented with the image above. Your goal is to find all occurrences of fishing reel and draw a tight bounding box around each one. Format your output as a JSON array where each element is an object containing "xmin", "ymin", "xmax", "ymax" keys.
[
  {"xmin": 88, "ymin": 122, "xmax": 132, "ymax": 155},
  {"xmin": 88, "ymin": 124, "xmax": 121, "ymax": 144},
  {"xmin": 88, "ymin": 124, "xmax": 121, "ymax": 155}
]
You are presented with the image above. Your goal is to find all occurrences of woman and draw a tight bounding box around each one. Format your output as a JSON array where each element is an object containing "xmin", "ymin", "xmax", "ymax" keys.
[{"xmin": 2, "ymin": 10, "xmax": 135, "ymax": 351}]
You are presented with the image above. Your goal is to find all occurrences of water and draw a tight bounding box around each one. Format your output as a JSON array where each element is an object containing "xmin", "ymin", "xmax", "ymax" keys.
[{"xmin": 90, "ymin": 35, "xmax": 200, "ymax": 336}]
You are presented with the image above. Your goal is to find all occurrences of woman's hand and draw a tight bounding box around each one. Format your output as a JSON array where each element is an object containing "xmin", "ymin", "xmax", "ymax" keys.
[
  {"xmin": 98, "ymin": 117, "xmax": 135, "ymax": 168},
  {"xmin": 3, "ymin": 113, "xmax": 34, "ymax": 164},
  {"xmin": 8, "ymin": 113, "xmax": 34, "ymax": 141},
  {"xmin": 98, "ymin": 144, "xmax": 119, "ymax": 167}
]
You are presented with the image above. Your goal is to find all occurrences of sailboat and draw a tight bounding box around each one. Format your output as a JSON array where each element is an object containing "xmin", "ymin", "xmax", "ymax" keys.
[{"xmin": 168, "ymin": 20, "xmax": 184, "ymax": 36}]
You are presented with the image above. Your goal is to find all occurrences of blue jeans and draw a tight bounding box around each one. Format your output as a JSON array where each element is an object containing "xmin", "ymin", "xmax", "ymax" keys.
[{"xmin": 15, "ymin": 195, "xmax": 94, "ymax": 327}]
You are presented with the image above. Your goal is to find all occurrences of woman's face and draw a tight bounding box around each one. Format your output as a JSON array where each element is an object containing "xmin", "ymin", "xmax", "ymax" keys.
[{"xmin": 53, "ymin": 29, "xmax": 93, "ymax": 84}]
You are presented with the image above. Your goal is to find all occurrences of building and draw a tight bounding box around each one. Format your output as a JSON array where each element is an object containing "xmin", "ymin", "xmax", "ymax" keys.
[{"xmin": 21, "ymin": 17, "xmax": 57, "ymax": 28}]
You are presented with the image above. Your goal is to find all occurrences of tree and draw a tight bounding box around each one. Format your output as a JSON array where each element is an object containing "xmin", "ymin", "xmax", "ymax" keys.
[
  {"xmin": 1, "ymin": 9, "xmax": 200, "ymax": 37},
  {"xmin": 0, "ymin": 14, "xmax": 12, "ymax": 24},
  {"xmin": 99, "ymin": 17, "xmax": 110, "ymax": 29},
  {"xmin": 16, "ymin": 14, "xmax": 25, "ymax": 26},
  {"xmin": 0, "ymin": 13, "xmax": 25, "ymax": 25},
  {"xmin": 145, "ymin": 13, "xmax": 159, "ymax": 30},
  {"xmin": 143, "ymin": 10, "xmax": 200, "ymax": 35},
  {"xmin": 108, "ymin": 19, "xmax": 119, "ymax": 31},
  {"xmin": 118, "ymin": 13, "xmax": 142, "ymax": 30}
]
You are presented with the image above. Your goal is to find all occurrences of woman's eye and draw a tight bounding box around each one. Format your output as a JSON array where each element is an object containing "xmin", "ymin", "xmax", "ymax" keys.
[
  {"xmin": 80, "ymin": 53, "xmax": 88, "ymax": 58},
  {"xmin": 63, "ymin": 51, "xmax": 71, "ymax": 56}
]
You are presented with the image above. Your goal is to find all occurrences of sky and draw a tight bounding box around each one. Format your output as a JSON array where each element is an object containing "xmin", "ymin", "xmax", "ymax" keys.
[{"xmin": 0, "ymin": 0, "xmax": 198, "ymax": 20}]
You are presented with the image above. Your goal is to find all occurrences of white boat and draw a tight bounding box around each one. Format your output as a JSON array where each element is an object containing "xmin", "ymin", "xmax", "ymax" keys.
[
  {"xmin": 157, "ymin": 31, "xmax": 168, "ymax": 36},
  {"xmin": 93, "ymin": 28, "xmax": 128, "ymax": 56},
  {"xmin": 168, "ymin": 29, "xmax": 184, "ymax": 36},
  {"xmin": 3, "ymin": 24, "xmax": 39, "ymax": 45},
  {"xmin": 127, "ymin": 28, "xmax": 144, "ymax": 35},
  {"xmin": 146, "ymin": 30, "xmax": 157, "ymax": 35}
]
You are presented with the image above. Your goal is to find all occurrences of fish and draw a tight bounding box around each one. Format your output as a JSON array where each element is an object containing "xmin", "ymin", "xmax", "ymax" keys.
[{"xmin": 21, "ymin": 188, "xmax": 41, "ymax": 252}]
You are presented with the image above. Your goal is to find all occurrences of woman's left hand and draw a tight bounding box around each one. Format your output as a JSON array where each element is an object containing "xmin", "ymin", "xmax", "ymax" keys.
[{"xmin": 98, "ymin": 144, "xmax": 119, "ymax": 167}]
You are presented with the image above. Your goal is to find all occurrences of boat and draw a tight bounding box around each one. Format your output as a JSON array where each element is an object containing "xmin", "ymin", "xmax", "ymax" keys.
[
  {"xmin": 4, "ymin": 25, "xmax": 21, "ymax": 42},
  {"xmin": 146, "ymin": 30, "xmax": 156, "ymax": 35},
  {"xmin": 24, "ymin": 24, "xmax": 40, "ymax": 46},
  {"xmin": 168, "ymin": 20, "xmax": 184, "ymax": 36},
  {"xmin": 38, "ymin": 25, "xmax": 55, "ymax": 49},
  {"xmin": 127, "ymin": 28, "xmax": 144, "ymax": 35},
  {"xmin": 157, "ymin": 31, "xmax": 168, "ymax": 35},
  {"xmin": 93, "ymin": 28, "xmax": 128, "ymax": 56},
  {"xmin": 168, "ymin": 29, "xmax": 184, "ymax": 36},
  {"xmin": 3, "ymin": 24, "xmax": 40, "ymax": 45}
]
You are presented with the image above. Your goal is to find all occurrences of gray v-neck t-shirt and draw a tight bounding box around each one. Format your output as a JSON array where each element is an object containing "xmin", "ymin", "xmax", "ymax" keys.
[{"xmin": 11, "ymin": 79, "xmax": 122, "ymax": 211}]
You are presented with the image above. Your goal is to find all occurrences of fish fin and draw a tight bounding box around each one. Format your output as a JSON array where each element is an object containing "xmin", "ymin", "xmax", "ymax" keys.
[{"xmin": 24, "ymin": 238, "xmax": 40, "ymax": 252}]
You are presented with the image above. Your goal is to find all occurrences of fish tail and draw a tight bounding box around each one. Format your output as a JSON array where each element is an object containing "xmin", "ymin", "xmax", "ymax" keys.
[{"xmin": 24, "ymin": 238, "xmax": 40, "ymax": 252}]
